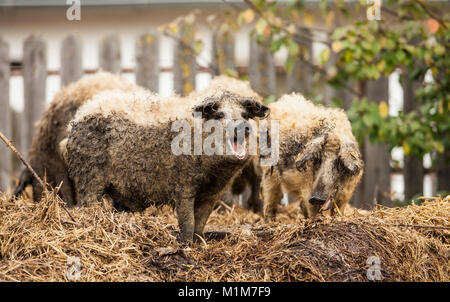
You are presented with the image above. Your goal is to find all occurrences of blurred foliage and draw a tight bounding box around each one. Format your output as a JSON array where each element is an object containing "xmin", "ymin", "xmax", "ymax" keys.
[{"xmin": 163, "ymin": 0, "xmax": 449, "ymax": 163}]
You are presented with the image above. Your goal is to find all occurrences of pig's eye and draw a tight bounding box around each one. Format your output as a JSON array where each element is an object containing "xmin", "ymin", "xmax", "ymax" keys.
[
  {"xmin": 215, "ymin": 112, "xmax": 225, "ymax": 119},
  {"xmin": 241, "ymin": 112, "xmax": 249, "ymax": 120}
]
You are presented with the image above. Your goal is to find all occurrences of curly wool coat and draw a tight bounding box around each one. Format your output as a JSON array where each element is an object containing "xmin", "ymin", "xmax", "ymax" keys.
[{"xmin": 12, "ymin": 72, "xmax": 143, "ymax": 204}]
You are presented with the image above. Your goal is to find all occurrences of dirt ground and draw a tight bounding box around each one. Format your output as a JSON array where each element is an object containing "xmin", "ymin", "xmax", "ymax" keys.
[{"xmin": 0, "ymin": 189, "xmax": 448, "ymax": 282}]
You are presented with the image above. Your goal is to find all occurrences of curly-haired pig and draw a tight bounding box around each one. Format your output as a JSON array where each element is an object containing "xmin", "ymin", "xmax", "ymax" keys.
[{"xmin": 61, "ymin": 87, "xmax": 270, "ymax": 242}]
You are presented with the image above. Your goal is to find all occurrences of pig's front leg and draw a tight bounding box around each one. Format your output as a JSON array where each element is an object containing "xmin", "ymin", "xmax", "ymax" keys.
[{"xmin": 176, "ymin": 197, "xmax": 195, "ymax": 243}]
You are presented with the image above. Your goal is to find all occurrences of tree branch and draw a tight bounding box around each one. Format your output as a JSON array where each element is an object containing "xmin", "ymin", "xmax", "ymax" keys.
[
  {"xmin": 162, "ymin": 30, "xmax": 218, "ymax": 75},
  {"xmin": 242, "ymin": 0, "xmax": 331, "ymax": 46},
  {"xmin": 413, "ymin": 0, "xmax": 447, "ymax": 29}
]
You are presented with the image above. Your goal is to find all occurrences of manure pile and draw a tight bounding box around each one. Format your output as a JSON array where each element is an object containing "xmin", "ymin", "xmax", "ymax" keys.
[{"xmin": 0, "ymin": 190, "xmax": 448, "ymax": 282}]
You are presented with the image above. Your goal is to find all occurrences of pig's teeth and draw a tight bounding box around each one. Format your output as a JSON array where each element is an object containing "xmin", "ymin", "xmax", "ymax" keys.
[
  {"xmin": 320, "ymin": 198, "xmax": 333, "ymax": 212},
  {"xmin": 231, "ymin": 140, "xmax": 246, "ymax": 159}
]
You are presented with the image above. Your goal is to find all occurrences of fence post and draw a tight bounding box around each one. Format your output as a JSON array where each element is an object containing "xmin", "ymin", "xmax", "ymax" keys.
[
  {"xmin": 61, "ymin": 35, "xmax": 82, "ymax": 87},
  {"xmin": 173, "ymin": 27, "xmax": 197, "ymax": 96},
  {"xmin": 99, "ymin": 35, "xmax": 121, "ymax": 74},
  {"xmin": 0, "ymin": 37, "xmax": 11, "ymax": 191},
  {"xmin": 212, "ymin": 31, "xmax": 235, "ymax": 76},
  {"xmin": 23, "ymin": 35, "xmax": 46, "ymax": 156},
  {"xmin": 360, "ymin": 77, "xmax": 392, "ymax": 208},
  {"xmin": 136, "ymin": 32, "xmax": 159, "ymax": 92},
  {"xmin": 287, "ymin": 28, "xmax": 314, "ymax": 95},
  {"xmin": 248, "ymin": 35, "xmax": 276, "ymax": 98}
]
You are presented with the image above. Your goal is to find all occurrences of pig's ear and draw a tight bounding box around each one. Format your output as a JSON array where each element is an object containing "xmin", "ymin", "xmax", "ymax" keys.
[
  {"xmin": 242, "ymin": 98, "xmax": 270, "ymax": 119},
  {"xmin": 295, "ymin": 135, "xmax": 325, "ymax": 172},
  {"xmin": 192, "ymin": 98, "xmax": 219, "ymax": 118},
  {"xmin": 339, "ymin": 142, "xmax": 363, "ymax": 175}
]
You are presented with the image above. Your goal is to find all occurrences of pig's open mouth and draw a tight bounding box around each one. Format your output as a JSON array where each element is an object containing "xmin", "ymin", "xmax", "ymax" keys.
[{"xmin": 227, "ymin": 137, "xmax": 247, "ymax": 160}]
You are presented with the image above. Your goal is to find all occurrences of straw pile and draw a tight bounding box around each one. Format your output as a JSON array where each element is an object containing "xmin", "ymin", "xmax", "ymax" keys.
[{"xmin": 0, "ymin": 189, "xmax": 448, "ymax": 282}]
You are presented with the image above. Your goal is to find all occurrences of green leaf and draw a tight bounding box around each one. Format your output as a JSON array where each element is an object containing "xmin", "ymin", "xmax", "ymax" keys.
[
  {"xmin": 270, "ymin": 39, "xmax": 283, "ymax": 53},
  {"xmin": 265, "ymin": 95, "xmax": 277, "ymax": 104},
  {"xmin": 287, "ymin": 41, "xmax": 299, "ymax": 57},
  {"xmin": 285, "ymin": 56, "xmax": 295, "ymax": 74},
  {"xmin": 193, "ymin": 40, "xmax": 203, "ymax": 55},
  {"xmin": 319, "ymin": 47, "xmax": 331, "ymax": 66}
]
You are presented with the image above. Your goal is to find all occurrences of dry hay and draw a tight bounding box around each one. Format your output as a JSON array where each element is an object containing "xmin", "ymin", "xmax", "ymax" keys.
[{"xmin": 0, "ymin": 190, "xmax": 448, "ymax": 282}]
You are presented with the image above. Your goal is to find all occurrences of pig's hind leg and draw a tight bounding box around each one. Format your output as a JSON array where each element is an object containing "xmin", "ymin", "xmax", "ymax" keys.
[{"xmin": 262, "ymin": 169, "xmax": 283, "ymax": 222}]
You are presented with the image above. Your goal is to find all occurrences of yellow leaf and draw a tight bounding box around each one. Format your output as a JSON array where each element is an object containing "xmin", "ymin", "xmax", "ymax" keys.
[
  {"xmin": 331, "ymin": 41, "xmax": 342, "ymax": 53},
  {"xmin": 304, "ymin": 12, "xmax": 314, "ymax": 26},
  {"xmin": 272, "ymin": 17, "xmax": 283, "ymax": 28},
  {"xmin": 431, "ymin": 67, "xmax": 438, "ymax": 76},
  {"xmin": 325, "ymin": 11, "xmax": 335, "ymax": 29},
  {"xmin": 377, "ymin": 60, "xmax": 386, "ymax": 72},
  {"xmin": 184, "ymin": 82, "xmax": 194, "ymax": 94},
  {"xmin": 403, "ymin": 141, "xmax": 411, "ymax": 156},
  {"xmin": 170, "ymin": 23, "xmax": 179, "ymax": 34},
  {"xmin": 145, "ymin": 35, "xmax": 153, "ymax": 44},
  {"xmin": 255, "ymin": 18, "xmax": 267, "ymax": 35},
  {"xmin": 287, "ymin": 24, "xmax": 296, "ymax": 35},
  {"xmin": 263, "ymin": 25, "xmax": 271, "ymax": 37},
  {"xmin": 184, "ymin": 14, "xmax": 195, "ymax": 25},
  {"xmin": 378, "ymin": 101, "xmax": 389, "ymax": 119},
  {"xmin": 243, "ymin": 9, "xmax": 255, "ymax": 24},
  {"xmin": 291, "ymin": 10, "xmax": 300, "ymax": 21}
]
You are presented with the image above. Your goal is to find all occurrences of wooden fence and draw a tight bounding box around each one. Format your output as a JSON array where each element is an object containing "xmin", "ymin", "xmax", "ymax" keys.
[{"xmin": 0, "ymin": 32, "xmax": 440, "ymax": 208}]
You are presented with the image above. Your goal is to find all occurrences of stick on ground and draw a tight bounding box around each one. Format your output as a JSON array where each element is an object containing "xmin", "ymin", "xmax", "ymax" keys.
[
  {"xmin": 0, "ymin": 130, "xmax": 45, "ymax": 189},
  {"xmin": 0, "ymin": 130, "xmax": 76, "ymax": 222}
]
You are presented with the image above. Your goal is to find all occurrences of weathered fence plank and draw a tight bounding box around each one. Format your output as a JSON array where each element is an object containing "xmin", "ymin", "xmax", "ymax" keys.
[
  {"xmin": 99, "ymin": 35, "xmax": 121, "ymax": 74},
  {"xmin": 437, "ymin": 153, "xmax": 450, "ymax": 192},
  {"xmin": 10, "ymin": 109, "xmax": 23, "ymax": 175},
  {"xmin": 360, "ymin": 77, "xmax": 392, "ymax": 208},
  {"xmin": 212, "ymin": 31, "xmax": 235, "ymax": 76},
  {"xmin": 0, "ymin": 37, "xmax": 11, "ymax": 191},
  {"xmin": 173, "ymin": 27, "xmax": 197, "ymax": 96},
  {"xmin": 136, "ymin": 32, "xmax": 159, "ymax": 92},
  {"xmin": 325, "ymin": 50, "xmax": 353, "ymax": 108},
  {"xmin": 402, "ymin": 75, "xmax": 424, "ymax": 199},
  {"xmin": 287, "ymin": 28, "xmax": 314, "ymax": 95},
  {"xmin": 249, "ymin": 36, "xmax": 276, "ymax": 98},
  {"xmin": 61, "ymin": 35, "xmax": 82, "ymax": 86},
  {"xmin": 23, "ymin": 35, "xmax": 46, "ymax": 156}
]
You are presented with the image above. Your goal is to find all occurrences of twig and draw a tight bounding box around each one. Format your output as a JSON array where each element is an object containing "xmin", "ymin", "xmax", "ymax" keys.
[
  {"xmin": 331, "ymin": 198, "xmax": 342, "ymax": 217},
  {"xmin": 395, "ymin": 224, "xmax": 450, "ymax": 230},
  {"xmin": 55, "ymin": 181, "xmax": 77, "ymax": 223}
]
